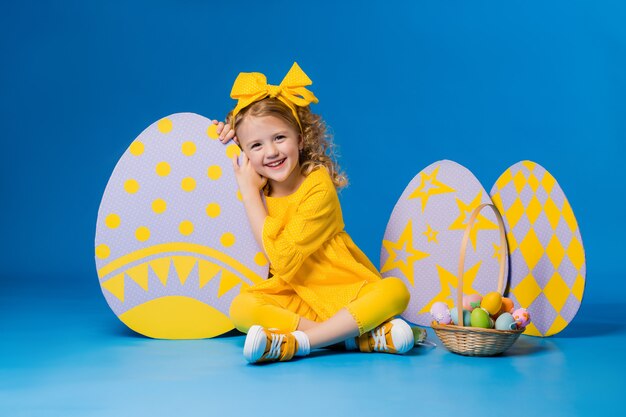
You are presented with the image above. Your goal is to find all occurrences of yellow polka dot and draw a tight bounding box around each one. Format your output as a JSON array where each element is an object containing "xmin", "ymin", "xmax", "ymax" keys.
[
  {"xmin": 157, "ymin": 118, "xmax": 173, "ymax": 133},
  {"xmin": 156, "ymin": 161, "xmax": 171, "ymax": 177},
  {"xmin": 181, "ymin": 177, "xmax": 196, "ymax": 192},
  {"xmin": 237, "ymin": 190, "xmax": 243, "ymax": 201},
  {"xmin": 95, "ymin": 244, "xmax": 110, "ymax": 259},
  {"xmin": 105, "ymin": 214, "xmax": 121, "ymax": 229},
  {"xmin": 207, "ymin": 165, "xmax": 222, "ymax": 180},
  {"xmin": 205, "ymin": 202, "xmax": 221, "ymax": 218},
  {"xmin": 182, "ymin": 141, "xmax": 197, "ymax": 156},
  {"xmin": 129, "ymin": 141, "xmax": 144, "ymax": 156},
  {"xmin": 207, "ymin": 124, "xmax": 219, "ymax": 139},
  {"xmin": 135, "ymin": 226, "xmax": 150, "ymax": 242},
  {"xmin": 152, "ymin": 199, "xmax": 167, "ymax": 214},
  {"xmin": 254, "ymin": 252, "xmax": 268, "ymax": 266},
  {"xmin": 226, "ymin": 144, "xmax": 241, "ymax": 159},
  {"xmin": 124, "ymin": 179, "xmax": 140, "ymax": 194},
  {"xmin": 179, "ymin": 220, "xmax": 194, "ymax": 236},
  {"xmin": 220, "ymin": 232, "xmax": 235, "ymax": 247}
]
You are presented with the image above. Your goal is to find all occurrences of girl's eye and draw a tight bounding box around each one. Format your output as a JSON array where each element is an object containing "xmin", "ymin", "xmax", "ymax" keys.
[
  {"xmin": 275, "ymin": 135, "xmax": 285, "ymax": 141},
  {"xmin": 250, "ymin": 143, "xmax": 260, "ymax": 150}
]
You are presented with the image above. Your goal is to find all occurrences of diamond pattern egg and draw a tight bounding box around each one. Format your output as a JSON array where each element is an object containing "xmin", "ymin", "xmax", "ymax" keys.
[
  {"xmin": 381, "ymin": 160, "xmax": 509, "ymax": 327},
  {"xmin": 94, "ymin": 113, "xmax": 268, "ymax": 339},
  {"xmin": 490, "ymin": 160, "xmax": 585, "ymax": 336}
]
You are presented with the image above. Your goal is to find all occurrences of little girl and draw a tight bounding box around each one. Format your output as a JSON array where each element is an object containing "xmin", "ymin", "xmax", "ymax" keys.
[{"xmin": 214, "ymin": 62, "xmax": 414, "ymax": 363}]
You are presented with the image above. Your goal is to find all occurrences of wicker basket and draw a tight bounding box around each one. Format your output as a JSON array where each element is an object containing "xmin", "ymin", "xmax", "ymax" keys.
[{"xmin": 431, "ymin": 203, "xmax": 524, "ymax": 356}]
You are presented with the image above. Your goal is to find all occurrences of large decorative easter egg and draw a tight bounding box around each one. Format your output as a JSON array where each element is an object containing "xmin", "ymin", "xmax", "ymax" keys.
[
  {"xmin": 381, "ymin": 160, "xmax": 508, "ymax": 326},
  {"xmin": 95, "ymin": 113, "xmax": 268, "ymax": 339},
  {"xmin": 490, "ymin": 161, "xmax": 585, "ymax": 336}
]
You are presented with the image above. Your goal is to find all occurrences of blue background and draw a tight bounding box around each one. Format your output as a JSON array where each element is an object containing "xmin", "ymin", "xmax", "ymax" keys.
[{"xmin": 1, "ymin": 1, "xmax": 625, "ymax": 416}]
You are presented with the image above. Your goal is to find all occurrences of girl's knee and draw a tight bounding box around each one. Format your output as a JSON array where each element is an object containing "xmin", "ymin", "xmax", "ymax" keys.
[
  {"xmin": 229, "ymin": 292, "xmax": 257, "ymax": 333},
  {"xmin": 382, "ymin": 277, "xmax": 410, "ymax": 312}
]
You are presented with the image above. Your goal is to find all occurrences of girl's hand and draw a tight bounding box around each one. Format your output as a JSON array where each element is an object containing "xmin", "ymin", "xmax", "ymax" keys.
[
  {"xmin": 231, "ymin": 152, "xmax": 267, "ymax": 195},
  {"xmin": 211, "ymin": 119, "xmax": 238, "ymax": 144}
]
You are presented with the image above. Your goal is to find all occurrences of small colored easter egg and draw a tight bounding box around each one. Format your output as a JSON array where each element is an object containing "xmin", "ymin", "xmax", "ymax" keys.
[
  {"xmin": 463, "ymin": 294, "xmax": 483, "ymax": 312},
  {"xmin": 513, "ymin": 308, "xmax": 531, "ymax": 328},
  {"xmin": 481, "ymin": 292, "xmax": 503, "ymax": 316},
  {"xmin": 450, "ymin": 307, "xmax": 472, "ymax": 326},
  {"xmin": 499, "ymin": 297, "xmax": 515, "ymax": 316},
  {"xmin": 495, "ymin": 312, "xmax": 517, "ymax": 330},
  {"xmin": 470, "ymin": 308, "xmax": 492, "ymax": 328},
  {"xmin": 430, "ymin": 301, "xmax": 452, "ymax": 324}
]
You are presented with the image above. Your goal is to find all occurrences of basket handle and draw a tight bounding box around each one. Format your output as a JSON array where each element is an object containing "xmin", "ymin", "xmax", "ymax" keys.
[{"xmin": 456, "ymin": 203, "xmax": 507, "ymax": 327}]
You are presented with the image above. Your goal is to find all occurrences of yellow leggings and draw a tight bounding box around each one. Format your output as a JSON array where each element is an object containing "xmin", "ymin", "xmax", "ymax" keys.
[{"xmin": 229, "ymin": 277, "xmax": 410, "ymax": 335}]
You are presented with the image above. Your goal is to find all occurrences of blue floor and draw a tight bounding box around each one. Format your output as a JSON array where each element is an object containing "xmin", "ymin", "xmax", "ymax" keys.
[{"xmin": 1, "ymin": 285, "xmax": 624, "ymax": 417}]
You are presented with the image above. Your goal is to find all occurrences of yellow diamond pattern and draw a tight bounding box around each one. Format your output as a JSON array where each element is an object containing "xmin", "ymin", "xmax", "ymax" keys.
[
  {"xmin": 491, "ymin": 192, "xmax": 503, "ymax": 212},
  {"xmin": 527, "ymin": 173, "xmax": 540, "ymax": 192},
  {"xmin": 519, "ymin": 228, "xmax": 545, "ymax": 271},
  {"xmin": 521, "ymin": 160, "xmax": 537, "ymax": 172},
  {"xmin": 496, "ymin": 164, "xmax": 586, "ymax": 338},
  {"xmin": 545, "ymin": 315, "xmax": 568, "ymax": 336},
  {"xmin": 513, "ymin": 170, "xmax": 527, "ymax": 194},
  {"xmin": 507, "ymin": 231, "xmax": 518, "ymax": 253},
  {"xmin": 561, "ymin": 199, "xmax": 578, "ymax": 232},
  {"xmin": 506, "ymin": 198, "xmax": 525, "ymax": 229},
  {"xmin": 540, "ymin": 172, "xmax": 556, "ymax": 195},
  {"xmin": 545, "ymin": 234, "xmax": 566, "ymax": 269},
  {"xmin": 512, "ymin": 274, "xmax": 542, "ymax": 307},
  {"xmin": 526, "ymin": 195, "xmax": 543, "ymax": 225},
  {"xmin": 494, "ymin": 169, "xmax": 513, "ymax": 190},
  {"xmin": 571, "ymin": 273, "xmax": 585, "ymax": 302},
  {"xmin": 523, "ymin": 322, "xmax": 541, "ymax": 336},
  {"xmin": 543, "ymin": 197, "xmax": 561, "ymax": 230},
  {"xmin": 566, "ymin": 236, "xmax": 585, "ymax": 270},
  {"xmin": 543, "ymin": 272, "xmax": 570, "ymax": 312}
]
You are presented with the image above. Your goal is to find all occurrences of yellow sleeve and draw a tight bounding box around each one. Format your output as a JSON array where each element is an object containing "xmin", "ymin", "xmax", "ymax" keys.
[{"xmin": 262, "ymin": 180, "xmax": 341, "ymax": 283}]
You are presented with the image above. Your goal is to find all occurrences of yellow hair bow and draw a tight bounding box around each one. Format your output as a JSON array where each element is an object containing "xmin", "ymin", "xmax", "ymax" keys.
[{"xmin": 230, "ymin": 62, "xmax": 319, "ymax": 130}]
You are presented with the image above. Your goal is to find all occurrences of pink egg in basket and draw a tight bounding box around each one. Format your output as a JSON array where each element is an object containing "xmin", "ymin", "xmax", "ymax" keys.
[
  {"xmin": 513, "ymin": 308, "xmax": 531, "ymax": 328},
  {"xmin": 463, "ymin": 294, "xmax": 483, "ymax": 312}
]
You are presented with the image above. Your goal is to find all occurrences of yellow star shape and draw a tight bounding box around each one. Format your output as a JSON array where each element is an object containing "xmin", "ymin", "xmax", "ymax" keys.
[
  {"xmin": 423, "ymin": 224, "xmax": 439, "ymax": 243},
  {"xmin": 381, "ymin": 220, "xmax": 430, "ymax": 287},
  {"xmin": 408, "ymin": 165, "xmax": 456, "ymax": 212},
  {"xmin": 418, "ymin": 261, "xmax": 482, "ymax": 314},
  {"xmin": 448, "ymin": 191, "xmax": 498, "ymax": 250}
]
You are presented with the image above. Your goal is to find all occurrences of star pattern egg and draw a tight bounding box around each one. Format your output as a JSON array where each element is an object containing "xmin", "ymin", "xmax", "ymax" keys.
[{"xmin": 381, "ymin": 160, "xmax": 508, "ymax": 327}]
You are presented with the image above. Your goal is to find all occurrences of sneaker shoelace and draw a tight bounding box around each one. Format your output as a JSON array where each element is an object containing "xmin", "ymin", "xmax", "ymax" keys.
[
  {"xmin": 260, "ymin": 331, "xmax": 297, "ymax": 362},
  {"xmin": 372, "ymin": 326, "xmax": 388, "ymax": 352},
  {"xmin": 265, "ymin": 333, "xmax": 286, "ymax": 360}
]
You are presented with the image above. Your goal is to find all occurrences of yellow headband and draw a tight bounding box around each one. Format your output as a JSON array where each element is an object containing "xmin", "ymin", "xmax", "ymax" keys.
[{"xmin": 230, "ymin": 62, "xmax": 319, "ymax": 130}]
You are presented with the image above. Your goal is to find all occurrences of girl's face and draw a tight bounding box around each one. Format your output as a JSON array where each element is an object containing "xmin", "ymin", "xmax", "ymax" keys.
[{"xmin": 236, "ymin": 115, "xmax": 304, "ymax": 195}]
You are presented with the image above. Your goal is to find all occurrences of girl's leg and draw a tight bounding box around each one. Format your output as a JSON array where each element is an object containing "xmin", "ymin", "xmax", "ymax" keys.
[
  {"xmin": 230, "ymin": 290, "xmax": 322, "ymax": 333},
  {"xmin": 296, "ymin": 317, "xmax": 318, "ymax": 331},
  {"xmin": 241, "ymin": 277, "xmax": 411, "ymax": 363},
  {"xmin": 303, "ymin": 308, "xmax": 360, "ymax": 349},
  {"xmin": 229, "ymin": 292, "xmax": 301, "ymax": 333},
  {"xmin": 303, "ymin": 277, "xmax": 410, "ymax": 349}
]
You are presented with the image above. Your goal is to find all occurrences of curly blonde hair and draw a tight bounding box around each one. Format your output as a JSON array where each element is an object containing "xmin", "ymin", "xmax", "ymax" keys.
[{"xmin": 227, "ymin": 98, "xmax": 348, "ymax": 189}]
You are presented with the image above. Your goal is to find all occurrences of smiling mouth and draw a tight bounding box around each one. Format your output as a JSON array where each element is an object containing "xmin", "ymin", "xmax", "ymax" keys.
[{"xmin": 265, "ymin": 158, "xmax": 286, "ymax": 168}]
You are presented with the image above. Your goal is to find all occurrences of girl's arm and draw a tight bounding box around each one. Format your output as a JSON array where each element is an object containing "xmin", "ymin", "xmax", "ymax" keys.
[{"xmin": 231, "ymin": 152, "xmax": 267, "ymax": 248}]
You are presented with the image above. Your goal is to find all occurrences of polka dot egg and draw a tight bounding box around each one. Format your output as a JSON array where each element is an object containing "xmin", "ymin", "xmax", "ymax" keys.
[{"xmin": 94, "ymin": 113, "xmax": 268, "ymax": 339}]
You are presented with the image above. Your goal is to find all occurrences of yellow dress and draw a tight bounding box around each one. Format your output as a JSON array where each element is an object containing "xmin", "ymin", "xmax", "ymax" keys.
[{"xmin": 245, "ymin": 166, "xmax": 382, "ymax": 321}]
